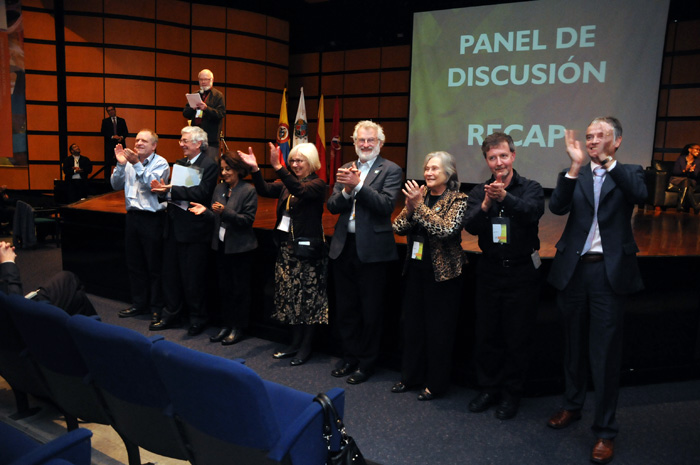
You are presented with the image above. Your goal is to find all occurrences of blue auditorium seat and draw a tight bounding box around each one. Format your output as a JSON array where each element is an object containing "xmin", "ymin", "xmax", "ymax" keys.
[
  {"xmin": 66, "ymin": 314, "xmax": 190, "ymax": 462},
  {"xmin": 151, "ymin": 339, "xmax": 345, "ymax": 465},
  {"xmin": 0, "ymin": 420, "xmax": 92, "ymax": 465}
]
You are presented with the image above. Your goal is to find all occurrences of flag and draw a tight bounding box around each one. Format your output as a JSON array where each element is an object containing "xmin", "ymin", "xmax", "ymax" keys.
[
  {"xmin": 276, "ymin": 88, "xmax": 290, "ymax": 166},
  {"xmin": 293, "ymin": 87, "xmax": 308, "ymax": 147},
  {"xmin": 315, "ymin": 95, "xmax": 327, "ymax": 182},
  {"xmin": 329, "ymin": 97, "xmax": 341, "ymax": 188}
]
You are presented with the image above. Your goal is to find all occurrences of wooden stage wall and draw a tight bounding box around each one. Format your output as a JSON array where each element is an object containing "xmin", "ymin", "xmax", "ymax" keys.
[{"xmin": 60, "ymin": 190, "xmax": 700, "ymax": 394}]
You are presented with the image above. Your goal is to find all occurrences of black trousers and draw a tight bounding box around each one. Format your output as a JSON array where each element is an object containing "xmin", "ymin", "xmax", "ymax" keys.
[
  {"xmin": 215, "ymin": 247, "xmax": 252, "ymax": 328},
  {"xmin": 557, "ymin": 259, "xmax": 624, "ymax": 439},
  {"xmin": 474, "ymin": 257, "xmax": 540, "ymax": 398},
  {"xmin": 400, "ymin": 261, "xmax": 461, "ymax": 395},
  {"xmin": 125, "ymin": 210, "xmax": 165, "ymax": 314},
  {"xmin": 331, "ymin": 234, "xmax": 389, "ymax": 372},
  {"xmin": 161, "ymin": 234, "xmax": 210, "ymax": 326}
]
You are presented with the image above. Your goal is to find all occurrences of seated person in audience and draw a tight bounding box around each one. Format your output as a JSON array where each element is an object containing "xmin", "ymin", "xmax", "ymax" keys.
[
  {"xmin": 390, "ymin": 151, "xmax": 467, "ymax": 401},
  {"xmin": 0, "ymin": 241, "xmax": 97, "ymax": 316},
  {"xmin": 62, "ymin": 143, "xmax": 93, "ymax": 202},
  {"xmin": 188, "ymin": 152, "xmax": 258, "ymax": 346},
  {"xmin": 0, "ymin": 185, "xmax": 15, "ymax": 232},
  {"xmin": 668, "ymin": 142, "xmax": 700, "ymax": 212}
]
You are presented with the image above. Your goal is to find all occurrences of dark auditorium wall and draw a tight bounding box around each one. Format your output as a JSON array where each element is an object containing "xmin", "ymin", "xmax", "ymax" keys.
[
  {"xmin": 9, "ymin": 1, "xmax": 700, "ymax": 191},
  {"xmin": 18, "ymin": 0, "xmax": 289, "ymax": 190}
]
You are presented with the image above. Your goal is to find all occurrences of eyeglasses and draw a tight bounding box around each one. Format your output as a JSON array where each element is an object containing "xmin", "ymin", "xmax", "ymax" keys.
[
  {"xmin": 289, "ymin": 159, "xmax": 306, "ymax": 165},
  {"xmin": 355, "ymin": 138, "xmax": 377, "ymax": 145},
  {"xmin": 179, "ymin": 139, "xmax": 192, "ymax": 144}
]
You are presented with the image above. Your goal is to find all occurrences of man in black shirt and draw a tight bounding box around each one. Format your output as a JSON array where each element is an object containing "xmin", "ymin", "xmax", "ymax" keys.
[{"xmin": 463, "ymin": 132, "xmax": 544, "ymax": 420}]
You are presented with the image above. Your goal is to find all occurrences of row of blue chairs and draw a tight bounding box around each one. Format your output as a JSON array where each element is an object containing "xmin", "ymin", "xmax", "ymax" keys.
[
  {"xmin": 0, "ymin": 421, "xmax": 92, "ymax": 465},
  {"xmin": 0, "ymin": 291, "xmax": 345, "ymax": 465}
]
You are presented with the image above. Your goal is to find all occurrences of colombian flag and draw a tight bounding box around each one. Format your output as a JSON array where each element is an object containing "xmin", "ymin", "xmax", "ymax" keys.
[{"xmin": 276, "ymin": 88, "xmax": 290, "ymax": 166}]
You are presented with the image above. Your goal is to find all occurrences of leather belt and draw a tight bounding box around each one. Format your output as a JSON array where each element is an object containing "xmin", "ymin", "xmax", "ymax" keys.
[{"xmin": 580, "ymin": 253, "xmax": 604, "ymax": 263}]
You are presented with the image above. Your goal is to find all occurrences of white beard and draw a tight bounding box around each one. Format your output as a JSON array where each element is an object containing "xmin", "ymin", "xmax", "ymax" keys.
[
  {"xmin": 356, "ymin": 144, "xmax": 381, "ymax": 163},
  {"xmin": 199, "ymin": 85, "xmax": 211, "ymax": 92}
]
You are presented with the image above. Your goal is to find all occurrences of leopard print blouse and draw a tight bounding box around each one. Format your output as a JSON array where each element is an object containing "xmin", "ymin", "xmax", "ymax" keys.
[{"xmin": 392, "ymin": 189, "xmax": 468, "ymax": 282}]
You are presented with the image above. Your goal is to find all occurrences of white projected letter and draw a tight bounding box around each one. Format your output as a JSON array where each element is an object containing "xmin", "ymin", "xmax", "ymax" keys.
[
  {"xmin": 505, "ymin": 124, "xmax": 524, "ymax": 146},
  {"xmin": 532, "ymin": 30, "xmax": 546, "ymax": 50},
  {"xmin": 448, "ymin": 68, "xmax": 466, "ymax": 87},
  {"xmin": 580, "ymin": 25, "xmax": 596, "ymax": 47},
  {"xmin": 460, "ymin": 35, "xmax": 474, "ymax": 54},
  {"xmin": 556, "ymin": 27, "xmax": 577, "ymax": 49},
  {"xmin": 523, "ymin": 125, "xmax": 546, "ymax": 147},
  {"xmin": 548, "ymin": 125, "xmax": 566, "ymax": 147},
  {"xmin": 468, "ymin": 125, "xmax": 484, "ymax": 145}
]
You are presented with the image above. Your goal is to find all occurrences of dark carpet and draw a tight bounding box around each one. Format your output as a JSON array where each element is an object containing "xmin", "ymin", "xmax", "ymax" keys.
[{"xmin": 10, "ymin": 244, "xmax": 700, "ymax": 465}]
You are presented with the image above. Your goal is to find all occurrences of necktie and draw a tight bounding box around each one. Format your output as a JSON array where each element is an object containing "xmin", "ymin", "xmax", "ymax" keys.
[
  {"xmin": 112, "ymin": 117, "xmax": 117, "ymax": 134},
  {"xmin": 186, "ymin": 160, "xmax": 192, "ymax": 166},
  {"xmin": 582, "ymin": 167, "xmax": 605, "ymax": 255}
]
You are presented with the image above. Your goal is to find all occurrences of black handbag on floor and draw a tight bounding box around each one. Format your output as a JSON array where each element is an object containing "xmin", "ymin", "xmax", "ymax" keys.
[{"xmin": 314, "ymin": 393, "xmax": 367, "ymax": 465}]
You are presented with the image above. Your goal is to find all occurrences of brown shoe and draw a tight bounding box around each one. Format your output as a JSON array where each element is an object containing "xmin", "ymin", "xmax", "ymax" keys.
[
  {"xmin": 547, "ymin": 409, "xmax": 582, "ymax": 429},
  {"xmin": 591, "ymin": 438, "xmax": 614, "ymax": 464}
]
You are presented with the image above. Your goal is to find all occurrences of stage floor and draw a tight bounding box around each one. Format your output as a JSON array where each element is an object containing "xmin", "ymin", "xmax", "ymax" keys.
[{"xmin": 66, "ymin": 190, "xmax": 700, "ymax": 258}]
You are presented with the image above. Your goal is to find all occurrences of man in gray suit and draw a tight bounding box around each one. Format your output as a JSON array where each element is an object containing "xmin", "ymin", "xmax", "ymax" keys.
[
  {"xmin": 327, "ymin": 120, "xmax": 402, "ymax": 384},
  {"xmin": 546, "ymin": 117, "xmax": 647, "ymax": 464}
]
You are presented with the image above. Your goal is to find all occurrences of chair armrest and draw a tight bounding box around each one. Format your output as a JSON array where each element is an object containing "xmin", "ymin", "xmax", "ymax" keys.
[{"xmin": 9, "ymin": 428, "xmax": 92, "ymax": 465}]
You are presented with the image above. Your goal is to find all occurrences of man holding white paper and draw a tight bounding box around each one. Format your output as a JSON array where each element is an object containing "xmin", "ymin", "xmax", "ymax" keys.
[
  {"xmin": 462, "ymin": 132, "xmax": 544, "ymax": 420},
  {"xmin": 150, "ymin": 126, "xmax": 217, "ymax": 336},
  {"xmin": 183, "ymin": 69, "xmax": 225, "ymax": 160}
]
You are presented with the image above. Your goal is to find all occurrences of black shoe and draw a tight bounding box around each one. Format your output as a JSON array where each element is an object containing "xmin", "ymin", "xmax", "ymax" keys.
[
  {"xmin": 331, "ymin": 362, "xmax": 358, "ymax": 378},
  {"xmin": 417, "ymin": 388, "xmax": 435, "ymax": 401},
  {"xmin": 151, "ymin": 312, "xmax": 161, "ymax": 324},
  {"xmin": 149, "ymin": 317, "xmax": 179, "ymax": 331},
  {"xmin": 290, "ymin": 352, "xmax": 312, "ymax": 366},
  {"xmin": 391, "ymin": 382, "xmax": 410, "ymax": 393},
  {"xmin": 495, "ymin": 397, "xmax": 520, "ymax": 420},
  {"xmin": 272, "ymin": 349, "xmax": 298, "ymax": 359},
  {"xmin": 347, "ymin": 369, "xmax": 372, "ymax": 385},
  {"xmin": 119, "ymin": 307, "xmax": 146, "ymax": 318},
  {"xmin": 210, "ymin": 327, "xmax": 232, "ymax": 343},
  {"xmin": 187, "ymin": 322, "xmax": 207, "ymax": 336},
  {"xmin": 468, "ymin": 392, "xmax": 500, "ymax": 413},
  {"xmin": 221, "ymin": 329, "xmax": 243, "ymax": 346}
]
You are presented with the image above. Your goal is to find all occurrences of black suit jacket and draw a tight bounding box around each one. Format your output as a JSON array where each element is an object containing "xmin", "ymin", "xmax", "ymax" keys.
[
  {"xmin": 547, "ymin": 162, "xmax": 647, "ymax": 294},
  {"xmin": 62, "ymin": 155, "xmax": 93, "ymax": 181},
  {"xmin": 327, "ymin": 155, "xmax": 402, "ymax": 263},
  {"xmin": 101, "ymin": 116, "xmax": 129, "ymax": 161},
  {"xmin": 183, "ymin": 87, "xmax": 225, "ymax": 148},
  {"xmin": 0, "ymin": 261, "xmax": 22, "ymax": 295},
  {"xmin": 204, "ymin": 181, "xmax": 258, "ymax": 254},
  {"xmin": 166, "ymin": 154, "xmax": 218, "ymax": 243}
]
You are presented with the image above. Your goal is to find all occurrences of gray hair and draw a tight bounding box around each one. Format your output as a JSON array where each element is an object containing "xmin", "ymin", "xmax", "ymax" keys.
[
  {"xmin": 352, "ymin": 120, "xmax": 386, "ymax": 144},
  {"xmin": 289, "ymin": 142, "xmax": 321, "ymax": 172},
  {"xmin": 424, "ymin": 151, "xmax": 460, "ymax": 191},
  {"xmin": 181, "ymin": 126, "xmax": 208, "ymax": 151}
]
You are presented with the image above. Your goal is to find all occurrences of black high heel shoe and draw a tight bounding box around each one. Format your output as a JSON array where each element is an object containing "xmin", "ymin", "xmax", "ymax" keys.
[
  {"xmin": 210, "ymin": 327, "xmax": 231, "ymax": 343},
  {"xmin": 221, "ymin": 328, "xmax": 243, "ymax": 346},
  {"xmin": 272, "ymin": 348, "xmax": 298, "ymax": 359}
]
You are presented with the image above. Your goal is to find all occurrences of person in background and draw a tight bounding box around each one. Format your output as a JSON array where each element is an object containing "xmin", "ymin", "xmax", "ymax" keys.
[
  {"xmin": 667, "ymin": 142, "xmax": 700, "ymax": 212},
  {"xmin": 62, "ymin": 143, "xmax": 93, "ymax": 202},
  {"xmin": 100, "ymin": 104, "xmax": 129, "ymax": 177},
  {"xmin": 463, "ymin": 132, "xmax": 544, "ymax": 420},
  {"xmin": 110, "ymin": 129, "xmax": 169, "ymax": 325},
  {"xmin": 239, "ymin": 142, "xmax": 328, "ymax": 366},
  {"xmin": 547, "ymin": 117, "xmax": 647, "ymax": 464},
  {"xmin": 183, "ymin": 69, "xmax": 225, "ymax": 160},
  {"xmin": 189, "ymin": 152, "xmax": 257, "ymax": 346},
  {"xmin": 390, "ymin": 151, "xmax": 467, "ymax": 401}
]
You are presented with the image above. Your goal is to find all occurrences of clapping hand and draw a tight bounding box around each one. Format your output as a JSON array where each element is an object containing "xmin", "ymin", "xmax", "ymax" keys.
[
  {"xmin": 336, "ymin": 162, "xmax": 361, "ymax": 193},
  {"xmin": 188, "ymin": 202, "xmax": 206, "ymax": 215},
  {"xmin": 402, "ymin": 179, "xmax": 425, "ymax": 214},
  {"xmin": 238, "ymin": 147, "xmax": 259, "ymax": 172},
  {"xmin": 150, "ymin": 178, "xmax": 171, "ymax": 193}
]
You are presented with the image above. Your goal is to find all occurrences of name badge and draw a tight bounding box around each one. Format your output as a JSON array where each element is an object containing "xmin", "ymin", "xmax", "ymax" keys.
[
  {"xmin": 491, "ymin": 217, "xmax": 510, "ymax": 244},
  {"xmin": 411, "ymin": 236, "xmax": 424, "ymax": 260},
  {"xmin": 277, "ymin": 214, "xmax": 291, "ymax": 232}
]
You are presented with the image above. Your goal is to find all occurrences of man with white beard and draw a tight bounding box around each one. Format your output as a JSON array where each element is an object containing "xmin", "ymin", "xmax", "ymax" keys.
[
  {"xmin": 327, "ymin": 120, "xmax": 403, "ymax": 384},
  {"xmin": 183, "ymin": 68, "xmax": 225, "ymax": 159}
]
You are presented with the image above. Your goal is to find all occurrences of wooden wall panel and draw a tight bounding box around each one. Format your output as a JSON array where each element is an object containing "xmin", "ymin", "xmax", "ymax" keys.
[
  {"xmin": 380, "ymin": 70, "xmax": 409, "ymax": 93},
  {"xmin": 379, "ymin": 96, "xmax": 408, "ymax": 119},
  {"xmin": 341, "ymin": 97, "xmax": 379, "ymax": 120},
  {"xmin": 24, "ymin": 43, "xmax": 56, "ymax": 72},
  {"xmin": 105, "ymin": 0, "xmax": 154, "ymax": 18},
  {"xmin": 266, "ymin": 41, "xmax": 289, "ymax": 67},
  {"xmin": 345, "ymin": 49, "xmax": 380, "ymax": 70},
  {"xmin": 67, "ymin": 137, "xmax": 103, "ymax": 163},
  {"xmin": 266, "ymin": 16, "xmax": 289, "ymax": 42},
  {"xmin": 23, "ymin": 11, "xmax": 55, "ymax": 41},
  {"xmin": 156, "ymin": 82, "xmax": 190, "ymax": 108},
  {"xmin": 105, "ymin": 78, "xmax": 155, "ymax": 106},
  {"xmin": 322, "ymin": 51, "xmax": 345, "ymax": 72},
  {"xmin": 265, "ymin": 67, "xmax": 288, "ymax": 91},
  {"xmin": 66, "ymin": 106, "xmax": 104, "ymax": 133},
  {"xmin": 192, "ymin": 4, "xmax": 226, "ymax": 28},
  {"xmin": 119, "ymin": 109, "xmax": 155, "ymax": 136},
  {"xmin": 668, "ymin": 55, "xmax": 700, "ymax": 84},
  {"xmin": 25, "ymin": 75, "xmax": 57, "ymax": 101},
  {"xmin": 226, "ymin": 62, "xmax": 265, "ymax": 85},
  {"xmin": 64, "ymin": 15, "xmax": 103, "ymax": 43},
  {"xmin": 265, "ymin": 92, "xmax": 283, "ymax": 114},
  {"xmin": 156, "ymin": 0, "xmax": 190, "ymax": 24},
  {"xmin": 382, "ymin": 121, "xmax": 407, "ymax": 143},
  {"xmin": 65, "ymin": 0, "xmax": 102, "ymax": 13},
  {"xmin": 668, "ymin": 89, "xmax": 700, "ymax": 117},
  {"xmin": 320, "ymin": 75, "xmax": 344, "ymax": 95},
  {"xmin": 674, "ymin": 20, "xmax": 700, "ymax": 51},
  {"xmin": 227, "ymin": 88, "xmax": 265, "ymax": 113},
  {"xmin": 105, "ymin": 19, "xmax": 155, "ymax": 48},
  {"xmin": 192, "ymin": 30, "xmax": 226, "ymax": 56},
  {"xmin": 0, "ymin": 168, "xmax": 29, "ymax": 190},
  {"xmin": 105, "ymin": 49, "xmax": 156, "ymax": 76},
  {"xmin": 664, "ymin": 121, "xmax": 700, "ymax": 148},
  {"xmin": 228, "ymin": 9, "xmax": 266, "ymax": 35},
  {"xmin": 226, "ymin": 114, "xmax": 265, "ymax": 139},
  {"xmin": 227, "ymin": 35, "xmax": 266, "ymax": 62},
  {"xmin": 343, "ymin": 72, "xmax": 379, "ymax": 94},
  {"xmin": 190, "ymin": 58, "xmax": 226, "ymax": 83},
  {"xmin": 65, "ymin": 76, "xmax": 104, "ymax": 103},
  {"xmin": 380, "ymin": 146, "xmax": 406, "ymax": 168},
  {"xmin": 289, "ymin": 53, "xmax": 318, "ymax": 75},
  {"xmin": 27, "ymin": 135, "xmax": 60, "ymax": 162},
  {"xmin": 26, "ymin": 105, "xmax": 58, "ymax": 132},
  {"xmin": 155, "ymin": 110, "xmax": 188, "ymax": 137},
  {"xmin": 29, "ymin": 165, "xmax": 60, "ymax": 190},
  {"xmin": 290, "ymin": 76, "xmax": 319, "ymax": 96},
  {"xmin": 65, "ymin": 46, "xmax": 103, "ymax": 73},
  {"xmin": 156, "ymin": 24, "xmax": 191, "ymax": 53},
  {"xmin": 157, "ymin": 139, "xmax": 183, "ymax": 164},
  {"xmin": 381, "ymin": 45, "xmax": 410, "ymax": 68},
  {"xmin": 156, "ymin": 53, "xmax": 190, "ymax": 81}
]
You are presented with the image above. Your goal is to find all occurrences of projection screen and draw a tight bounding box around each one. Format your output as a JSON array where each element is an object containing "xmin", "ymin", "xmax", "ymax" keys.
[{"xmin": 406, "ymin": 0, "xmax": 670, "ymax": 188}]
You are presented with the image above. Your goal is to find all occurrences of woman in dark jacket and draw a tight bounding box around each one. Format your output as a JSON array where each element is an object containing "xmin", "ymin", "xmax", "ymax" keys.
[
  {"xmin": 189, "ymin": 152, "xmax": 257, "ymax": 345},
  {"xmin": 239, "ymin": 142, "xmax": 328, "ymax": 365},
  {"xmin": 668, "ymin": 142, "xmax": 700, "ymax": 212}
]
